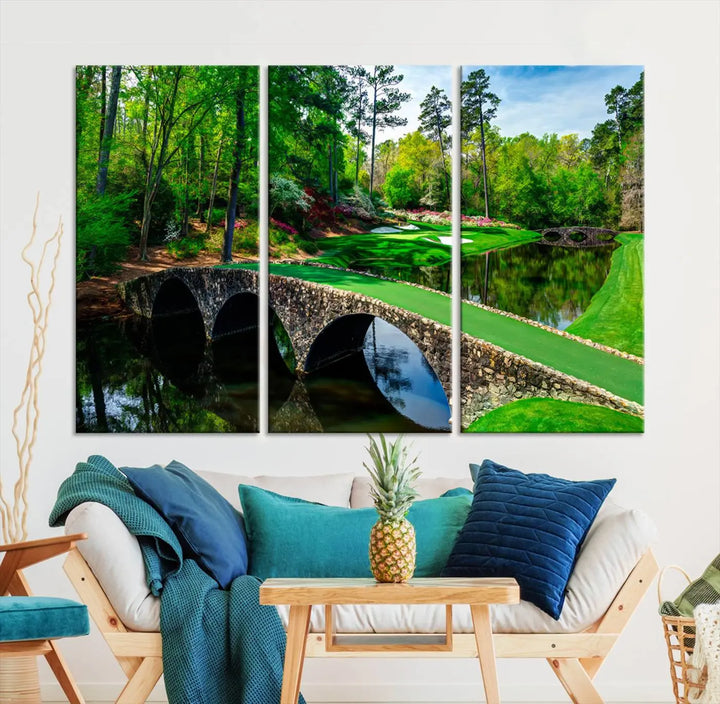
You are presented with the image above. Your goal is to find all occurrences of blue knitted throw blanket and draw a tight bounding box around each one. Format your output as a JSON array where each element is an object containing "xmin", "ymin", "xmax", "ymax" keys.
[{"xmin": 49, "ymin": 455, "xmax": 305, "ymax": 704}]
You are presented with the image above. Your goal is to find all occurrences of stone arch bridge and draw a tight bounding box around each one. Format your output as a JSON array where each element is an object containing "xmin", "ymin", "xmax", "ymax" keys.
[
  {"xmin": 119, "ymin": 266, "xmax": 640, "ymax": 426},
  {"xmin": 118, "ymin": 266, "xmax": 453, "ymax": 399},
  {"xmin": 539, "ymin": 226, "xmax": 618, "ymax": 247}
]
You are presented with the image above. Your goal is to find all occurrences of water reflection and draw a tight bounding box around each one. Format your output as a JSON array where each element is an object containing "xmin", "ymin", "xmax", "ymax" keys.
[
  {"xmin": 76, "ymin": 318, "xmax": 257, "ymax": 433},
  {"xmin": 461, "ymin": 242, "xmax": 617, "ymax": 330},
  {"xmin": 77, "ymin": 313, "xmax": 450, "ymax": 433},
  {"xmin": 269, "ymin": 316, "xmax": 450, "ymax": 433}
]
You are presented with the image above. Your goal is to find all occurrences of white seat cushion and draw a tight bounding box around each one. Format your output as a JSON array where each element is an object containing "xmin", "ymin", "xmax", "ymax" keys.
[
  {"xmin": 65, "ymin": 502, "xmax": 161, "ymax": 632},
  {"xmin": 198, "ymin": 471, "xmax": 355, "ymax": 510},
  {"xmin": 65, "ymin": 475, "xmax": 656, "ymax": 635}
]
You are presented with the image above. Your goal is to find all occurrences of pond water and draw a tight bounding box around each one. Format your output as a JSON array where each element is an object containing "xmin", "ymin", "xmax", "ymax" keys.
[
  {"xmin": 352, "ymin": 241, "xmax": 616, "ymax": 331},
  {"xmin": 461, "ymin": 242, "xmax": 617, "ymax": 329},
  {"xmin": 76, "ymin": 314, "xmax": 450, "ymax": 434}
]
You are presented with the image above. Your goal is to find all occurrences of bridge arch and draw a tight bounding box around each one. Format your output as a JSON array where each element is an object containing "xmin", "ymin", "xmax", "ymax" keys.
[
  {"xmin": 539, "ymin": 226, "xmax": 617, "ymax": 248},
  {"xmin": 152, "ymin": 277, "xmax": 200, "ymax": 317},
  {"xmin": 305, "ymin": 313, "xmax": 375, "ymax": 373},
  {"xmin": 212, "ymin": 292, "xmax": 259, "ymax": 340},
  {"xmin": 150, "ymin": 277, "xmax": 205, "ymax": 383}
]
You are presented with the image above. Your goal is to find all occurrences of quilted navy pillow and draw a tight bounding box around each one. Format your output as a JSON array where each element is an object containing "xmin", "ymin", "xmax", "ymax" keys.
[
  {"xmin": 442, "ymin": 459, "xmax": 615, "ymax": 619},
  {"xmin": 122, "ymin": 460, "xmax": 248, "ymax": 589}
]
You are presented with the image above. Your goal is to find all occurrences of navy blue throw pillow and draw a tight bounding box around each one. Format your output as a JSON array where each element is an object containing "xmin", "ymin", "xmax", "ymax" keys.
[
  {"xmin": 442, "ymin": 459, "xmax": 615, "ymax": 619},
  {"xmin": 122, "ymin": 460, "xmax": 248, "ymax": 588}
]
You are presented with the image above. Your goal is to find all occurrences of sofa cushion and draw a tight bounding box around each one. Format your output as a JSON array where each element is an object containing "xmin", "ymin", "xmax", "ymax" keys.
[
  {"xmin": 65, "ymin": 501, "xmax": 161, "ymax": 632},
  {"xmin": 122, "ymin": 460, "xmax": 248, "ymax": 588},
  {"xmin": 198, "ymin": 471, "xmax": 355, "ymax": 511},
  {"xmin": 0, "ymin": 597, "xmax": 89, "ymax": 642},
  {"xmin": 239, "ymin": 486, "xmax": 471, "ymax": 580},
  {"xmin": 351, "ymin": 475, "xmax": 473, "ymax": 508},
  {"xmin": 64, "ymin": 473, "xmax": 656, "ymax": 635},
  {"xmin": 442, "ymin": 459, "xmax": 615, "ymax": 619}
]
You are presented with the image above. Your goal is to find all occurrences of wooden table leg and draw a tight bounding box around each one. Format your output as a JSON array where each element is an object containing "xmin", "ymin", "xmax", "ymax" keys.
[
  {"xmin": 281, "ymin": 604, "xmax": 312, "ymax": 704},
  {"xmin": 470, "ymin": 604, "xmax": 501, "ymax": 704}
]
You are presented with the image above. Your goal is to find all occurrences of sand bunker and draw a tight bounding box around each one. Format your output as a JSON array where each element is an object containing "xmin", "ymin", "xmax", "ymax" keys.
[{"xmin": 425, "ymin": 236, "xmax": 472, "ymax": 245}]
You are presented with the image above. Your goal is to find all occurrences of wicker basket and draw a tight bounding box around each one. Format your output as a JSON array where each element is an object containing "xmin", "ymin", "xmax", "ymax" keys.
[{"xmin": 659, "ymin": 565, "xmax": 709, "ymax": 704}]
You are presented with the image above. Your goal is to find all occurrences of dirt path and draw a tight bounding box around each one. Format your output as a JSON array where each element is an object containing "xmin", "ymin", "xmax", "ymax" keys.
[{"xmin": 76, "ymin": 246, "xmax": 257, "ymax": 322}]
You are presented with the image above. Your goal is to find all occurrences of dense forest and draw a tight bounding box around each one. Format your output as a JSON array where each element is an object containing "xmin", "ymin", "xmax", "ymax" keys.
[
  {"xmin": 269, "ymin": 65, "xmax": 643, "ymax": 245},
  {"xmin": 76, "ymin": 65, "xmax": 258, "ymax": 279},
  {"xmin": 461, "ymin": 69, "xmax": 644, "ymax": 230},
  {"xmin": 75, "ymin": 65, "xmax": 643, "ymax": 281},
  {"xmin": 268, "ymin": 64, "xmax": 454, "ymax": 251}
]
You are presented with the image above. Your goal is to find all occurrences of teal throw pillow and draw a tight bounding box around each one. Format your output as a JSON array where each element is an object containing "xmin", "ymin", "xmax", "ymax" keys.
[{"xmin": 239, "ymin": 485, "xmax": 471, "ymax": 580}]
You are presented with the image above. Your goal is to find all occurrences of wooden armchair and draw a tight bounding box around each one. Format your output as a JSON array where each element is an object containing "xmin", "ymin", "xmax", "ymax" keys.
[{"xmin": 0, "ymin": 533, "xmax": 89, "ymax": 704}]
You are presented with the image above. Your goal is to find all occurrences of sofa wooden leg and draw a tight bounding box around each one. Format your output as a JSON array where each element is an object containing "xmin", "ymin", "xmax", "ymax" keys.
[
  {"xmin": 548, "ymin": 657, "xmax": 604, "ymax": 704},
  {"xmin": 45, "ymin": 641, "xmax": 86, "ymax": 704},
  {"xmin": 115, "ymin": 656, "xmax": 163, "ymax": 704}
]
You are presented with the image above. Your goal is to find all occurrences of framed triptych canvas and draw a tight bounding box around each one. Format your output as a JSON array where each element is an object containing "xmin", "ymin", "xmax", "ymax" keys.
[{"xmin": 75, "ymin": 64, "xmax": 643, "ymax": 434}]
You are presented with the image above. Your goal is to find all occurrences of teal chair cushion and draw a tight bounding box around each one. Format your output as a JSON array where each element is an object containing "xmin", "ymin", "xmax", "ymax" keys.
[{"xmin": 0, "ymin": 597, "xmax": 89, "ymax": 642}]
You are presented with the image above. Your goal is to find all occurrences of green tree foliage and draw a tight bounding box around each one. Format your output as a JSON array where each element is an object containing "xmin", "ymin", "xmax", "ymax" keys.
[
  {"xmin": 418, "ymin": 86, "xmax": 452, "ymax": 203},
  {"xmin": 366, "ymin": 66, "xmax": 411, "ymax": 196},
  {"xmin": 383, "ymin": 131, "xmax": 441, "ymax": 209},
  {"xmin": 383, "ymin": 166, "xmax": 422, "ymax": 208},
  {"xmin": 461, "ymin": 68, "xmax": 500, "ymax": 218},
  {"xmin": 76, "ymin": 65, "xmax": 259, "ymax": 273},
  {"xmin": 461, "ymin": 70, "xmax": 644, "ymax": 231},
  {"xmin": 76, "ymin": 192, "xmax": 134, "ymax": 279}
]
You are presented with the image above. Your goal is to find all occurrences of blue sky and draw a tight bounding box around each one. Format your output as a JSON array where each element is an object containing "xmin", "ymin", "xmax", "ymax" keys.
[
  {"xmin": 368, "ymin": 65, "xmax": 451, "ymax": 143},
  {"xmin": 463, "ymin": 65, "xmax": 643, "ymax": 139}
]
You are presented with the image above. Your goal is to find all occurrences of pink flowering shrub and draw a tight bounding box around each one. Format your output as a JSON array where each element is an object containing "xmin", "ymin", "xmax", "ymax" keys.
[
  {"xmin": 219, "ymin": 218, "xmax": 249, "ymax": 230},
  {"xmin": 387, "ymin": 208, "xmax": 519, "ymax": 229},
  {"xmin": 270, "ymin": 217, "xmax": 298, "ymax": 236}
]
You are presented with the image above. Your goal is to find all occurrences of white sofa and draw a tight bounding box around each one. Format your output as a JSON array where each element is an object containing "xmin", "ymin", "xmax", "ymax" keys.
[{"xmin": 63, "ymin": 470, "xmax": 658, "ymax": 704}]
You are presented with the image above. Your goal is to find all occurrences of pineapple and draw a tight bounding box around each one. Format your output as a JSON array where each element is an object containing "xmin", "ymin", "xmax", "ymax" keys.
[{"xmin": 364, "ymin": 434, "xmax": 422, "ymax": 583}]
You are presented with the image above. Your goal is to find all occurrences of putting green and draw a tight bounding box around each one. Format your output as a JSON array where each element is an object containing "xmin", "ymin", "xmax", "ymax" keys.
[
  {"xmin": 312, "ymin": 225, "xmax": 540, "ymax": 269},
  {"xmin": 466, "ymin": 398, "xmax": 644, "ymax": 433},
  {"xmin": 228, "ymin": 261, "xmax": 643, "ymax": 405}
]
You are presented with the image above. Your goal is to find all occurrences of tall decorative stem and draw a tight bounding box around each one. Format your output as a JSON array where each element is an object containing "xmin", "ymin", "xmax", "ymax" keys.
[
  {"xmin": 0, "ymin": 194, "xmax": 63, "ymax": 543},
  {"xmin": 0, "ymin": 196, "xmax": 62, "ymax": 703}
]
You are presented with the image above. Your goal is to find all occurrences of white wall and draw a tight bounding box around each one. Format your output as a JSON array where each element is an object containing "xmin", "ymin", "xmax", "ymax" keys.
[{"xmin": 1, "ymin": 2, "xmax": 718, "ymax": 701}]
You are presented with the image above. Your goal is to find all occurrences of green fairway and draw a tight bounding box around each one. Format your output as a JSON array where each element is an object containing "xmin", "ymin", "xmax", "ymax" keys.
[
  {"xmin": 566, "ymin": 233, "xmax": 644, "ymax": 356},
  {"xmin": 229, "ymin": 261, "xmax": 643, "ymax": 405},
  {"xmin": 466, "ymin": 398, "xmax": 644, "ymax": 433},
  {"xmin": 311, "ymin": 224, "xmax": 539, "ymax": 270}
]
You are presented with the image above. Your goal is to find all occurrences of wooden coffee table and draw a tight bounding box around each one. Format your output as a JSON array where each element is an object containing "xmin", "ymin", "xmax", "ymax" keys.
[{"xmin": 260, "ymin": 577, "xmax": 520, "ymax": 704}]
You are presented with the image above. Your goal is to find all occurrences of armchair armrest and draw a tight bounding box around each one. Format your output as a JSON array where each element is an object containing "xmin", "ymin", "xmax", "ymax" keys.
[{"xmin": 0, "ymin": 533, "xmax": 86, "ymax": 594}]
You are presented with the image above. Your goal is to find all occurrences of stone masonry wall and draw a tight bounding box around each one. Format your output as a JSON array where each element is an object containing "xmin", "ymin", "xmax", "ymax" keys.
[{"xmin": 461, "ymin": 333, "xmax": 643, "ymax": 428}]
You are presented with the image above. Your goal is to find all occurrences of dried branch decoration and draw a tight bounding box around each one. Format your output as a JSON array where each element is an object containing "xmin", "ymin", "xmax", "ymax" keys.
[{"xmin": 0, "ymin": 195, "xmax": 63, "ymax": 543}]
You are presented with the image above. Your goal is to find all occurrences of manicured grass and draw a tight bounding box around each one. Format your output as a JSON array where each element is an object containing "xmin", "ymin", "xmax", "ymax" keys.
[
  {"xmin": 229, "ymin": 261, "xmax": 644, "ymax": 405},
  {"xmin": 466, "ymin": 398, "xmax": 644, "ymax": 433},
  {"xmin": 313, "ymin": 227, "xmax": 453, "ymax": 269},
  {"xmin": 566, "ymin": 233, "xmax": 644, "ymax": 357},
  {"xmin": 311, "ymin": 224, "xmax": 539, "ymax": 270},
  {"xmin": 458, "ymin": 225, "xmax": 541, "ymax": 256}
]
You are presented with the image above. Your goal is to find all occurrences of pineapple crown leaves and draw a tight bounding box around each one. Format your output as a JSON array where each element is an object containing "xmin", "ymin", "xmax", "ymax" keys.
[{"xmin": 363, "ymin": 434, "xmax": 422, "ymax": 521}]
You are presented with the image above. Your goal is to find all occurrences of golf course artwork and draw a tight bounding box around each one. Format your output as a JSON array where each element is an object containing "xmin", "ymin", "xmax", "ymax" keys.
[
  {"xmin": 263, "ymin": 65, "xmax": 454, "ymax": 433},
  {"xmin": 74, "ymin": 64, "xmax": 643, "ymax": 435},
  {"xmin": 459, "ymin": 65, "xmax": 644, "ymax": 433},
  {"xmin": 75, "ymin": 65, "xmax": 261, "ymax": 433}
]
